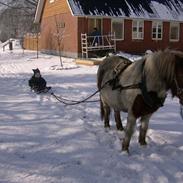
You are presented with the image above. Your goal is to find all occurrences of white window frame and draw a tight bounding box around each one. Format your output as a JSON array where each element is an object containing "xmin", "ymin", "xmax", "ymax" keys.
[
  {"xmin": 170, "ymin": 22, "xmax": 180, "ymax": 42},
  {"xmin": 152, "ymin": 21, "xmax": 163, "ymax": 40},
  {"xmin": 111, "ymin": 19, "xmax": 124, "ymax": 40},
  {"xmin": 132, "ymin": 20, "xmax": 144, "ymax": 40}
]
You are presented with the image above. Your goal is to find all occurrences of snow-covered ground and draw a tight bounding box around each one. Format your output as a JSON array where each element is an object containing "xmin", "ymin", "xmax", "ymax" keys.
[{"xmin": 0, "ymin": 48, "xmax": 183, "ymax": 183}]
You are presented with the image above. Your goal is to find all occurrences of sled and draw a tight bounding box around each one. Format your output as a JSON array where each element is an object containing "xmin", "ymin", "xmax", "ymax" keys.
[{"xmin": 32, "ymin": 87, "xmax": 52, "ymax": 94}]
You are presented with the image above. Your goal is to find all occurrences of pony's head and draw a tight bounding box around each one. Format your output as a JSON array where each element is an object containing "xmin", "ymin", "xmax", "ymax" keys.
[
  {"xmin": 155, "ymin": 50, "xmax": 183, "ymax": 105},
  {"xmin": 147, "ymin": 49, "xmax": 183, "ymax": 118}
]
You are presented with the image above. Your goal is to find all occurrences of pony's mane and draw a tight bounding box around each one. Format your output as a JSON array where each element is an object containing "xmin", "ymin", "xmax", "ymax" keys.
[{"xmin": 145, "ymin": 49, "xmax": 183, "ymax": 87}]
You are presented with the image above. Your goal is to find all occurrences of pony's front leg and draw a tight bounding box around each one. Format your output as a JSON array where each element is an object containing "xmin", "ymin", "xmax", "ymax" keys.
[
  {"xmin": 114, "ymin": 110, "xmax": 124, "ymax": 131},
  {"xmin": 104, "ymin": 106, "xmax": 111, "ymax": 128},
  {"xmin": 122, "ymin": 112, "xmax": 136, "ymax": 152},
  {"xmin": 100, "ymin": 98, "xmax": 111, "ymax": 128},
  {"xmin": 139, "ymin": 114, "xmax": 152, "ymax": 145}
]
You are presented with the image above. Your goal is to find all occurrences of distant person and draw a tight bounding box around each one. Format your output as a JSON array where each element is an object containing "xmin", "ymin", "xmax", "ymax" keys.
[
  {"xmin": 89, "ymin": 27, "xmax": 101, "ymax": 46},
  {"xmin": 90, "ymin": 27, "xmax": 101, "ymax": 37},
  {"xmin": 29, "ymin": 68, "xmax": 51, "ymax": 93}
]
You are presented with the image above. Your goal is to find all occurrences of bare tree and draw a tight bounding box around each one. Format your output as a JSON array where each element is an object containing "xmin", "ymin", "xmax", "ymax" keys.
[{"xmin": 54, "ymin": 15, "xmax": 65, "ymax": 68}]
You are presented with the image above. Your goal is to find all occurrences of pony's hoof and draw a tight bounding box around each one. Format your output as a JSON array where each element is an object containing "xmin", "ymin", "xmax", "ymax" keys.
[
  {"xmin": 117, "ymin": 126, "xmax": 124, "ymax": 131},
  {"xmin": 121, "ymin": 150, "xmax": 129, "ymax": 155},
  {"xmin": 122, "ymin": 148, "xmax": 129, "ymax": 154},
  {"xmin": 104, "ymin": 124, "xmax": 110, "ymax": 128},
  {"xmin": 122, "ymin": 141, "xmax": 129, "ymax": 153},
  {"xmin": 139, "ymin": 140, "xmax": 147, "ymax": 146}
]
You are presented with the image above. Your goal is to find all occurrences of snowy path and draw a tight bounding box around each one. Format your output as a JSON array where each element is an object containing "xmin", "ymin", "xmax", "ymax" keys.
[{"xmin": 0, "ymin": 50, "xmax": 183, "ymax": 183}]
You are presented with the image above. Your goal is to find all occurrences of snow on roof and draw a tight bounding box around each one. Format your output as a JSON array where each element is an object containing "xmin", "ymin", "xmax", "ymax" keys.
[{"xmin": 67, "ymin": 0, "xmax": 183, "ymax": 21}]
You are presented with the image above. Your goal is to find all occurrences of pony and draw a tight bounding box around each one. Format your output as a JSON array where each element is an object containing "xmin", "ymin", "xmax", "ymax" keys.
[{"xmin": 97, "ymin": 49, "xmax": 183, "ymax": 152}]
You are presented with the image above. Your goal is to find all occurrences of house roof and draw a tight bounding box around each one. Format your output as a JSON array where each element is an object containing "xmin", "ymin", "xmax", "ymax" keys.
[
  {"xmin": 68, "ymin": 0, "xmax": 183, "ymax": 21},
  {"xmin": 34, "ymin": 0, "xmax": 183, "ymax": 23}
]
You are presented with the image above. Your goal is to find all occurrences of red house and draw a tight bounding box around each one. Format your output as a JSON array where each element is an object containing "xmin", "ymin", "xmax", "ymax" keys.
[{"xmin": 35, "ymin": 0, "xmax": 183, "ymax": 58}]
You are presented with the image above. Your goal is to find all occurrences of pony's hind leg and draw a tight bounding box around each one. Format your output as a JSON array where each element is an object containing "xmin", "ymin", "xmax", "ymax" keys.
[
  {"xmin": 139, "ymin": 114, "xmax": 152, "ymax": 145},
  {"xmin": 114, "ymin": 110, "xmax": 124, "ymax": 131}
]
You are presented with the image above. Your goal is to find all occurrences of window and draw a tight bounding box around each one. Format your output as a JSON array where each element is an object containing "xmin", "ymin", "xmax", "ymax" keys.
[
  {"xmin": 170, "ymin": 22, "xmax": 179, "ymax": 41},
  {"xmin": 152, "ymin": 21, "xmax": 163, "ymax": 40},
  {"xmin": 49, "ymin": 0, "xmax": 55, "ymax": 3},
  {"xmin": 111, "ymin": 19, "xmax": 124, "ymax": 40},
  {"xmin": 132, "ymin": 20, "xmax": 144, "ymax": 40},
  {"xmin": 88, "ymin": 18, "xmax": 102, "ymax": 34}
]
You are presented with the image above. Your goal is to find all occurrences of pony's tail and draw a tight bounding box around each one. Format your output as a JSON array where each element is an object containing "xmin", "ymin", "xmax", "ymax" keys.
[{"xmin": 100, "ymin": 97, "xmax": 105, "ymax": 121}]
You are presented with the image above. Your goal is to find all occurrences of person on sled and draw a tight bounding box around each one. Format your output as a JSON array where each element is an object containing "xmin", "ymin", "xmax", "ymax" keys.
[{"xmin": 29, "ymin": 68, "xmax": 51, "ymax": 93}]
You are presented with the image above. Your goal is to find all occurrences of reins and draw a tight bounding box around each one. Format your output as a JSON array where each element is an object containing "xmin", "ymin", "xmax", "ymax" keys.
[
  {"xmin": 174, "ymin": 77, "xmax": 183, "ymax": 119},
  {"xmin": 51, "ymin": 90, "xmax": 100, "ymax": 105},
  {"xmin": 174, "ymin": 78, "xmax": 183, "ymax": 119},
  {"xmin": 174, "ymin": 78, "xmax": 183, "ymax": 99},
  {"xmin": 50, "ymin": 79, "xmax": 111, "ymax": 105}
]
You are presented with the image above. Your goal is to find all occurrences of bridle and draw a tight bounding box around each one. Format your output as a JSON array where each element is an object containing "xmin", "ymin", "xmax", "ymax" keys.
[{"xmin": 174, "ymin": 77, "xmax": 183, "ymax": 104}]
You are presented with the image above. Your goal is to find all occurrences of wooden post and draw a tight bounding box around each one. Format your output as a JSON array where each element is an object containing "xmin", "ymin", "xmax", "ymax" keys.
[{"xmin": 36, "ymin": 32, "xmax": 39, "ymax": 59}]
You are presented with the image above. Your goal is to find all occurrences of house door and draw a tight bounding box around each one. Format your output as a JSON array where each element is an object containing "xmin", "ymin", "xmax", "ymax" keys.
[{"xmin": 88, "ymin": 18, "xmax": 102, "ymax": 34}]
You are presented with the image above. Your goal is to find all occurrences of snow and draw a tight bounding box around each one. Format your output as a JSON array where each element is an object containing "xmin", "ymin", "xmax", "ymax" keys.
[{"xmin": 0, "ymin": 47, "xmax": 183, "ymax": 183}]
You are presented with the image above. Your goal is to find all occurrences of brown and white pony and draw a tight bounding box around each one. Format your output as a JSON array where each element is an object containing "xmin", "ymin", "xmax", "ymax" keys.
[{"xmin": 97, "ymin": 50, "xmax": 183, "ymax": 152}]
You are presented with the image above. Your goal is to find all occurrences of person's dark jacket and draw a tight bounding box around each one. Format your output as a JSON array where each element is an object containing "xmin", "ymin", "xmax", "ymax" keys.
[
  {"xmin": 29, "ymin": 76, "xmax": 46, "ymax": 92},
  {"xmin": 89, "ymin": 28, "xmax": 101, "ymax": 45}
]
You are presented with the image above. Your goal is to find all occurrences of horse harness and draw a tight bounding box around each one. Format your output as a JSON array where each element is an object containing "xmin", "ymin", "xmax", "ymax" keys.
[
  {"xmin": 174, "ymin": 78, "xmax": 183, "ymax": 105},
  {"xmin": 108, "ymin": 58, "xmax": 166, "ymax": 109}
]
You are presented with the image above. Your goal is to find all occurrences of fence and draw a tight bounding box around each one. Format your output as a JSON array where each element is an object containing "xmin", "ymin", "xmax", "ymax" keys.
[{"xmin": 23, "ymin": 33, "xmax": 41, "ymax": 51}]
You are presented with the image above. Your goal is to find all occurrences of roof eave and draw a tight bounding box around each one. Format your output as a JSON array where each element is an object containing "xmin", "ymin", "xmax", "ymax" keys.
[
  {"xmin": 34, "ymin": 0, "xmax": 45, "ymax": 24},
  {"xmin": 73, "ymin": 14, "xmax": 183, "ymax": 22},
  {"xmin": 66, "ymin": 0, "xmax": 75, "ymax": 16}
]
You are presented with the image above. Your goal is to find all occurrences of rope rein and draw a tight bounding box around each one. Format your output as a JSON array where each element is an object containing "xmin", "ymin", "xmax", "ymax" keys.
[
  {"xmin": 58, "ymin": 95, "xmax": 99, "ymax": 103},
  {"xmin": 51, "ymin": 90, "xmax": 100, "ymax": 105},
  {"xmin": 50, "ymin": 80, "xmax": 110, "ymax": 105}
]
